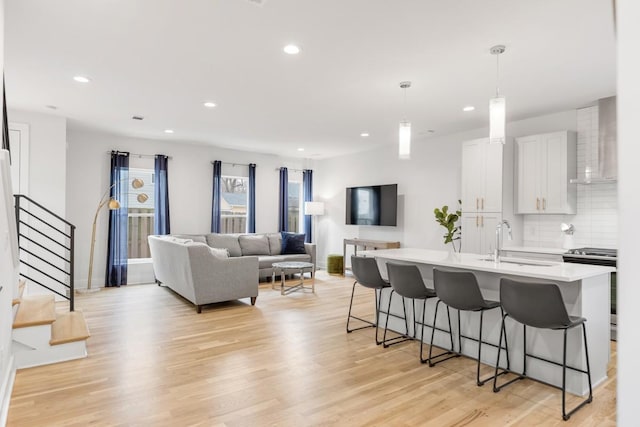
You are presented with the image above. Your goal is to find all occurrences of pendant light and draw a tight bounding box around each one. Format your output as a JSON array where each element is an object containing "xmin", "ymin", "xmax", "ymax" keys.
[
  {"xmin": 489, "ymin": 45, "xmax": 506, "ymax": 144},
  {"xmin": 398, "ymin": 81, "xmax": 412, "ymax": 159}
]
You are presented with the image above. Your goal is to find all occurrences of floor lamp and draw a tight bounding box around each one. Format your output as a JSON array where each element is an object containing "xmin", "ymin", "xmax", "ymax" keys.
[
  {"xmin": 304, "ymin": 201, "xmax": 325, "ymax": 243},
  {"xmin": 83, "ymin": 177, "xmax": 145, "ymax": 292}
]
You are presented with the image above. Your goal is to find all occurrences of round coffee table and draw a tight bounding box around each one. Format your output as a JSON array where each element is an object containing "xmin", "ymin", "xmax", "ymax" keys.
[{"xmin": 272, "ymin": 261, "xmax": 315, "ymax": 295}]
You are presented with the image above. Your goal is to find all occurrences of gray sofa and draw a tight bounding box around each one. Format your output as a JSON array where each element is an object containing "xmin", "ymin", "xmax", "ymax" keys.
[
  {"xmin": 174, "ymin": 233, "xmax": 316, "ymax": 280},
  {"xmin": 148, "ymin": 233, "xmax": 316, "ymax": 313}
]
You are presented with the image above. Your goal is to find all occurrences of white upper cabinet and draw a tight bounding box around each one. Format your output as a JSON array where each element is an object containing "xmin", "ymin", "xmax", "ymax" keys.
[
  {"xmin": 461, "ymin": 138, "xmax": 503, "ymax": 213},
  {"xmin": 515, "ymin": 131, "xmax": 577, "ymax": 214}
]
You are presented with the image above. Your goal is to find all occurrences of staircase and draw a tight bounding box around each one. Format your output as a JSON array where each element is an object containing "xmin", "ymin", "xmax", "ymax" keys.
[
  {"xmin": 12, "ymin": 281, "xmax": 90, "ymax": 368},
  {"xmin": 12, "ymin": 196, "xmax": 90, "ymax": 368}
]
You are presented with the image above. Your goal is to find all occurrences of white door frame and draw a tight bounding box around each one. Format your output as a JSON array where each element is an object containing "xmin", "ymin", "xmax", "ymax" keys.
[{"xmin": 8, "ymin": 122, "xmax": 30, "ymax": 196}]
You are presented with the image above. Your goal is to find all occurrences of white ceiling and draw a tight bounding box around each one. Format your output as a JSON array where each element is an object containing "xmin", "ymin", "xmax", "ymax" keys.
[{"xmin": 4, "ymin": 0, "xmax": 616, "ymax": 159}]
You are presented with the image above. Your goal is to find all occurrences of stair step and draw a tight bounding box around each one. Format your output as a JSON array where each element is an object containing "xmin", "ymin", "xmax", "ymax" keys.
[
  {"xmin": 13, "ymin": 294, "xmax": 56, "ymax": 328},
  {"xmin": 12, "ymin": 279, "xmax": 27, "ymax": 306},
  {"xmin": 50, "ymin": 311, "xmax": 90, "ymax": 345}
]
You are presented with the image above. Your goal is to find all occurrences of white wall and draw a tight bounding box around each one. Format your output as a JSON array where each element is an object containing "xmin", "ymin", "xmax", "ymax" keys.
[
  {"xmin": 66, "ymin": 128, "xmax": 309, "ymax": 288},
  {"xmin": 314, "ymin": 109, "xmax": 578, "ymax": 267},
  {"xmin": 523, "ymin": 106, "xmax": 617, "ymax": 248},
  {"xmin": 617, "ymin": 0, "xmax": 640, "ymax": 425},
  {"xmin": 8, "ymin": 109, "xmax": 67, "ymax": 217},
  {"xmin": 0, "ymin": 1, "xmax": 18, "ymax": 424}
]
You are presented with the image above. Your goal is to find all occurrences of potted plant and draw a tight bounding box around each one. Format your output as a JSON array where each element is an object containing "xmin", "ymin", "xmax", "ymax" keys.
[{"xmin": 434, "ymin": 201, "xmax": 462, "ymax": 252}]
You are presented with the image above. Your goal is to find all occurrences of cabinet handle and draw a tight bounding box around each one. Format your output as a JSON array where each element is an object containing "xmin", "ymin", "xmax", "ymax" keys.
[
  {"xmin": 536, "ymin": 198, "xmax": 540, "ymax": 210},
  {"xmin": 476, "ymin": 216, "xmax": 479, "ymax": 227},
  {"xmin": 481, "ymin": 198, "xmax": 484, "ymax": 210},
  {"xmin": 476, "ymin": 198, "xmax": 479, "ymax": 210},
  {"xmin": 543, "ymin": 198, "xmax": 546, "ymax": 210},
  {"xmin": 481, "ymin": 216, "xmax": 484, "ymax": 227}
]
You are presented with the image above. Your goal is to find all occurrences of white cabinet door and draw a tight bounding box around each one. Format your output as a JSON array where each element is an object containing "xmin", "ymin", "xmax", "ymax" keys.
[
  {"xmin": 542, "ymin": 132, "xmax": 569, "ymax": 213},
  {"xmin": 461, "ymin": 213, "xmax": 481, "ymax": 254},
  {"xmin": 516, "ymin": 135, "xmax": 541, "ymax": 214},
  {"xmin": 479, "ymin": 213, "xmax": 501, "ymax": 255},
  {"xmin": 462, "ymin": 138, "xmax": 502, "ymax": 213},
  {"xmin": 461, "ymin": 140, "xmax": 483, "ymax": 213},
  {"xmin": 482, "ymin": 143, "xmax": 503, "ymax": 212}
]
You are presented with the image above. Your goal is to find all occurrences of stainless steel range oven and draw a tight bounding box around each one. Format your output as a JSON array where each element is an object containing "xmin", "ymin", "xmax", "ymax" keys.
[{"xmin": 563, "ymin": 247, "xmax": 617, "ymax": 340}]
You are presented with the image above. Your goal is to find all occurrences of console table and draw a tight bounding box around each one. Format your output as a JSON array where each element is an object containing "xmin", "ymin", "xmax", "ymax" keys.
[{"xmin": 342, "ymin": 238, "xmax": 400, "ymax": 275}]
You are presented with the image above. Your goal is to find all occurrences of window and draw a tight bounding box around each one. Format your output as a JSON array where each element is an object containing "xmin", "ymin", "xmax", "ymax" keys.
[
  {"xmin": 288, "ymin": 181, "xmax": 302, "ymax": 232},
  {"xmin": 221, "ymin": 176, "xmax": 249, "ymax": 233},
  {"xmin": 128, "ymin": 168, "xmax": 155, "ymax": 259}
]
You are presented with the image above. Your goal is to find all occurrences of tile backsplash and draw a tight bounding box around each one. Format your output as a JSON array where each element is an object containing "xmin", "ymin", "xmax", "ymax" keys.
[{"xmin": 522, "ymin": 106, "xmax": 618, "ymax": 249}]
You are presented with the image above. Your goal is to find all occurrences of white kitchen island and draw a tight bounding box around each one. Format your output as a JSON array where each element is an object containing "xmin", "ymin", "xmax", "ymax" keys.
[{"xmin": 360, "ymin": 248, "xmax": 614, "ymax": 395}]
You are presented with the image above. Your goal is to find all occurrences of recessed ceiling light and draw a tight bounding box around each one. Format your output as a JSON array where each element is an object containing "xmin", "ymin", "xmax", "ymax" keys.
[
  {"xmin": 203, "ymin": 102, "xmax": 217, "ymax": 108},
  {"xmin": 360, "ymin": 133, "xmax": 370, "ymax": 137},
  {"xmin": 463, "ymin": 105, "xmax": 475, "ymax": 112},
  {"xmin": 73, "ymin": 76, "xmax": 91, "ymax": 83},
  {"xmin": 283, "ymin": 44, "xmax": 301, "ymax": 55},
  {"xmin": 297, "ymin": 148, "xmax": 305, "ymax": 152},
  {"xmin": 45, "ymin": 105, "xmax": 58, "ymax": 110},
  {"xmin": 164, "ymin": 129, "xmax": 174, "ymax": 134}
]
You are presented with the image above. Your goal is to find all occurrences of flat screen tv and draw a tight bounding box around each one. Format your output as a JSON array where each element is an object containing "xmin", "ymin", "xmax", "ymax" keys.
[{"xmin": 345, "ymin": 184, "xmax": 398, "ymax": 226}]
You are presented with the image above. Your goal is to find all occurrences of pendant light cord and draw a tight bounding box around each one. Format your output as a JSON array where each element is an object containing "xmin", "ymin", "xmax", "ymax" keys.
[{"xmin": 495, "ymin": 53, "xmax": 500, "ymax": 98}]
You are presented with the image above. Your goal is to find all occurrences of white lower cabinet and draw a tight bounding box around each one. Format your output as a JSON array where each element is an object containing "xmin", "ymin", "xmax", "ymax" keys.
[{"xmin": 461, "ymin": 213, "xmax": 501, "ymax": 255}]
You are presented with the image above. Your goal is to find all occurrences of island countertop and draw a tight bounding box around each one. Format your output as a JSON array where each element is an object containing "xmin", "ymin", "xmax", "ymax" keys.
[{"xmin": 359, "ymin": 248, "xmax": 614, "ymax": 282}]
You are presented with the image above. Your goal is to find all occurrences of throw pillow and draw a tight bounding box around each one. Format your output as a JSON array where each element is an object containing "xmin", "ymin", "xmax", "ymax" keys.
[
  {"xmin": 281, "ymin": 232, "xmax": 306, "ymax": 255},
  {"xmin": 209, "ymin": 247, "xmax": 230, "ymax": 259},
  {"xmin": 267, "ymin": 233, "xmax": 282, "ymax": 255},
  {"xmin": 238, "ymin": 234, "xmax": 270, "ymax": 256}
]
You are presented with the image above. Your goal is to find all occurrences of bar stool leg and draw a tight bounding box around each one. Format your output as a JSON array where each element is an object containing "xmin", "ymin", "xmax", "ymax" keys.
[
  {"xmin": 458, "ymin": 309, "xmax": 462, "ymax": 353},
  {"xmin": 562, "ymin": 328, "xmax": 568, "ymax": 420},
  {"xmin": 476, "ymin": 310, "xmax": 484, "ymax": 386},
  {"xmin": 425, "ymin": 300, "xmax": 458, "ymax": 366},
  {"xmin": 346, "ymin": 282, "xmax": 377, "ymax": 334},
  {"xmin": 383, "ymin": 289, "xmax": 394, "ymax": 345},
  {"xmin": 419, "ymin": 298, "xmax": 427, "ymax": 362}
]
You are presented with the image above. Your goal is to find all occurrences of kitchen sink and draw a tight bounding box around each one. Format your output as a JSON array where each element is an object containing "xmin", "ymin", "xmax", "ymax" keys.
[{"xmin": 478, "ymin": 257, "xmax": 554, "ymax": 267}]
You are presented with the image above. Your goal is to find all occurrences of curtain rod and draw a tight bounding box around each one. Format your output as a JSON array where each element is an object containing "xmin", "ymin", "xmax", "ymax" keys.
[
  {"xmin": 211, "ymin": 161, "xmax": 254, "ymax": 167},
  {"xmin": 107, "ymin": 151, "xmax": 173, "ymax": 159},
  {"xmin": 274, "ymin": 167, "xmax": 308, "ymax": 173}
]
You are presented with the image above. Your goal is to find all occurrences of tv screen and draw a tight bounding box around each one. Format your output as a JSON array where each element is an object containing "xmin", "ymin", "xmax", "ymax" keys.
[{"xmin": 345, "ymin": 184, "xmax": 398, "ymax": 226}]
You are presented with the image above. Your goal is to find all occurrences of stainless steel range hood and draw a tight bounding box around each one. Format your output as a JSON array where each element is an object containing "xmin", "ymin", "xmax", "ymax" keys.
[{"xmin": 570, "ymin": 96, "xmax": 617, "ymax": 184}]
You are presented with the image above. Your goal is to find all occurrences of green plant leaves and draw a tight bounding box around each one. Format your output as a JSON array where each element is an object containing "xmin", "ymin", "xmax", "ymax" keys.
[{"xmin": 434, "ymin": 201, "xmax": 462, "ymax": 252}]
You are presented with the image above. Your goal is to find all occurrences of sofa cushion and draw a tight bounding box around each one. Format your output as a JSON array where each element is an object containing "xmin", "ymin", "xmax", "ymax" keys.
[
  {"xmin": 258, "ymin": 254, "xmax": 312, "ymax": 269},
  {"xmin": 238, "ymin": 234, "xmax": 270, "ymax": 256},
  {"xmin": 206, "ymin": 234, "xmax": 242, "ymax": 257},
  {"xmin": 209, "ymin": 247, "xmax": 230, "ymax": 259},
  {"xmin": 173, "ymin": 234, "xmax": 207, "ymax": 244},
  {"xmin": 281, "ymin": 232, "xmax": 306, "ymax": 254},
  {"xmin": 169, "ymin": 237, "xmax": 193, "ymax": 244},
  {"xmin": 267, "ymin": 233, "xmax": 282, "ymax": 255}
]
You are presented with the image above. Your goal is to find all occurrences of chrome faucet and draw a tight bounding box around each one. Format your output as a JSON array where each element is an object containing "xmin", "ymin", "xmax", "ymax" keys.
[{"xmin": 494, "ymin": 220, "xmax": 513, "ymax": 262}]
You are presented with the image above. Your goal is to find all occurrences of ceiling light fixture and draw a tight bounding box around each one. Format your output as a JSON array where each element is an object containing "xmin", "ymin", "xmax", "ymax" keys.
[
  {"xmin": 297, "ymin": 148, "xmax": 305, "ymax": 152},
  {"xmin": 360, "ymin": 133, "xmax": 369, "ymax": 137},
  {"xmin": 489, "ymin": 45, "xmax": 506, "ymax": 144},
  {"xmin": 73, "ymin": 76, "xmax": 91, "ymax": 83},
  {"xmin": 283, "ymin": 44, "xmax": 301, "ymax": 55},
  {"xmin": 164, "ymin": 129, "xmax": 174, "ymax": 134},
  {"xmin": 463, "ymin": 106, "xmax": 475, "ymax": 112},
  {"xmin": 398, "ymin": 81, "xmax": 411, "ymax": 160},
  {"xmin": 203, "ymin": 101, "xmax": 217, "ymax": 108}
]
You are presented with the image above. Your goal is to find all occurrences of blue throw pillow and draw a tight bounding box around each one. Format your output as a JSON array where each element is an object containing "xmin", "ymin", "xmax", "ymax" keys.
[{"xmin": 281, "ymin": 232, "xmax": 306, "ymax": 254}]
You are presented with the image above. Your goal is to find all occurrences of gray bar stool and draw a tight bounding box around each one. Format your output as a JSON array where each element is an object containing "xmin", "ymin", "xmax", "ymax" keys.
[
  {"xmin": 493, "ymin": 278, "xmax": 593, "ymax": 421},
  {"xmin": 347, "ymin": 256, "xmax": 406, "ymax": 346},
  {"xmin": 385, "ymin": 263, "xmax": 456, "ymax": 364},
  {"xmin": 431, "ymin": 269, "xmax": 510, "ymax": 385}
]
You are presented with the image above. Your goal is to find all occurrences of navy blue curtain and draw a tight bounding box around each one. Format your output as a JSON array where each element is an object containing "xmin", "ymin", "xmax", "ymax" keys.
[
  {"xmin": 302, "ymin": 169, "xmax": 313, "ymax": 243},
  {"xmin": 247, "ymin": 163, "xmax": 256, "ymax": 233},
  {"xmin": 106, "ymin": 151, "xmax": 129, "ymax": 287},
  {"xmin": 2, "ymin": 75, "xmax": 10, "ymax": 158},
  {"xmin": 211, "ymin": 160, "xmax": 222, "ymax": 233},
  {"xmin": 278, "ymin": 167, "xmax": 288, "ymax": 232},
  {"xmin": 154, "ymin": 155, "xmax": 170, "ymax": 235}
]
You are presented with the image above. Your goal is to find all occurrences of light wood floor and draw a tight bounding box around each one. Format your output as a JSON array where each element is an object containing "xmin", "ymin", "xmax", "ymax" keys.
[{"xmin": 8, "ymin": 272, "xmax": 616, "ymax": 426}]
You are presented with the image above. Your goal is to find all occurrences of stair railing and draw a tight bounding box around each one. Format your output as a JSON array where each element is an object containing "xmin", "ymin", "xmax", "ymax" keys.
[{"xmin": 14, "ymin": 194, "xmax": 76, "ymax": 311}]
